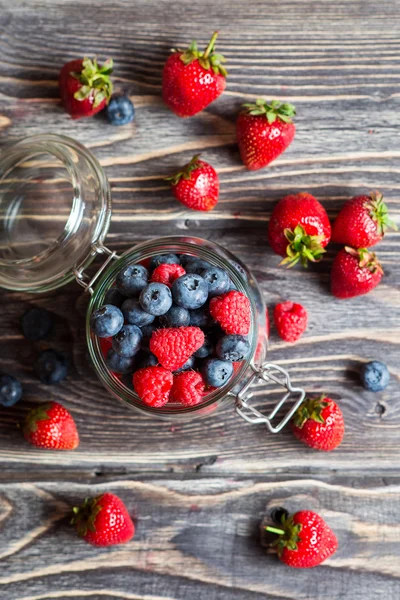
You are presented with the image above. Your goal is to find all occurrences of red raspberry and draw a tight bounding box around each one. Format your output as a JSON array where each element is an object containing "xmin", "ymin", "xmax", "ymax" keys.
[
  {"xmin": 171, "ymin": 371, "xmax": 204, "ymax": 406},
  {"xmin": 274, "ymin": 301, "xmax": 308, "ymax": 342},
  {"xmin": 99, "ymin": 336, "xmax": 113, "ymax": 357},
  {"xmin": 150, "ymin": 263, "xmax": 186, "ymax": 288},
  {"xmin": 150, "ymin": 326, "xmax": 204, "ymax": 371},
  {"xmin": 133, "ymin": 366, "xmax": 173, "ymax": 407},
  {"xmin": 209, "ymin": 291, "xmax": 251, "ymax": 335}
]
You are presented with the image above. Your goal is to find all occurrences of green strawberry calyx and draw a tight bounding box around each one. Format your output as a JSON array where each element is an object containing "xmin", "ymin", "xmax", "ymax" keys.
[
  {"xmin": 71, "ymin": 496, "xmax": 103, "ymax": 537},
  {"xmin": 72, "ymin": 57, "xmax": 113, "ymax": 108},
  {"xmin": 280, "ymin": 224, "xmax": 327, "ymax": 268},
  {"xmin": 292, "ymin": 395, "xmax": 330, "ymax": 429},
  {"xmin": 174, "ymin": 31, "xmax": 228, "ymax": 77},
  {"xmin": 345, "ymin": 246, "xmax": 384, "ymax": 275},
  {"xmin": 265, "ymin": 513, "xmax": 302, "ymax": 556},
  {"xmin": 165, "ymin": 154, "xmax": 203, "ymax": 186},
  {"xmin": 23, "ymin": 403, "xmax": 52, "ymax": 436},
  {"xmin": 241, "ymin": 99, "xmax": 296, "ymax": 124},
  {"xmin": 365, "ymin": 191, "xmax": 398, "ymax": 236}
]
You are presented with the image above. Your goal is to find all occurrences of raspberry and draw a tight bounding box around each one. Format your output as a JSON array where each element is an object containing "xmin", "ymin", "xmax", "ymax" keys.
[
  {"xmin": 274, "ymin": 301, "xmax": 308, "ymax": 343},
  {"xmin": 150, "ymin": 263, "xmax": 186, "ymax": 288},
  {"xmin": 133, "ymin": 366, "xmax": 173, "ymax": 407},
  {"xmin": 171, "ymin": 371, "xmax": 204, "ymax": 406},
  {"xmin": 209, "ymin": 291, "xmax": 251, "ymax": 335},
  {"xmin": 99, "ymin": 336, "xmax": 113, "ymax": 358},
  {"xmin": 150, "ymin": 326, "xmax": 204, "ymax": 371}
]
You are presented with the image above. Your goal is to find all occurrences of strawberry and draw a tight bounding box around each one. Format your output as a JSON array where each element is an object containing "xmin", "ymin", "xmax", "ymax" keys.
[
  {"xmin": 266, "ymin": 510, "xmax": 338, "ymax": 568},
  {"xmin": 274, "ymin": 301, "xmax": 308, "ymax": 343},
  {"xmin": 332, "ymin": 191, "xmax": 397, "ymax": 248},
  {"xmin": 268, "ymin": 192, "xmax": 331, "ymax": 267},
  {"xmin": 291, "ymin": 395, "xmax": 344, "ymax": 451},
  {"xmin": 71, "ymin": 493, "xmax": 134, "ymax": 546},
  {"xmin": 331, "ymin": 246, "xmax": 383, "ymax": 299},
  {"xmin": 23, "ymin": 402, "xmax": 79, "ymax": 450},
  {"xmin": 237, "ymin": 99, "xmax": 296, "ymax": 171},
  {"xmin": 59, "ymin": 57, "xmax": 113, "ymax": 119},
  {"xmin": 162, "ymin": 31, "xmax": 227, "ymax": 117},
  {"xmin": 166, "ymin": 155, "xmax": 219, "ymax": 211}
]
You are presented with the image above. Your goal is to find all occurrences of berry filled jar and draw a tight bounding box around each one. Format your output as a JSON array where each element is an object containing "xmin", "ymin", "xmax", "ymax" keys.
[{"xmin": 0, "ymin": 134, "xmax": 305, "ymax": 432}]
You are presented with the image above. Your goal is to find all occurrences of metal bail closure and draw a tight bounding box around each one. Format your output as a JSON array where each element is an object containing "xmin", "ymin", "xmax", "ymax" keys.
[
  {"xmin": 235, "ymin": 363, "xmax": 306, "ymax": 433},
  {"xmin": 74, "ymin": 244, "xmax": 120, "ymax": 295}
]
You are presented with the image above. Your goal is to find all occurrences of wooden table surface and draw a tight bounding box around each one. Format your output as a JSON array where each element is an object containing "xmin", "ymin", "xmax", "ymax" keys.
[{"xmin": 1, "ymin": 1, "xmax": 400, "ymax": 598}]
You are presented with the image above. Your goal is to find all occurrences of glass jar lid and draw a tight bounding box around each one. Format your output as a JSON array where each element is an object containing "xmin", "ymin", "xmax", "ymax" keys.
[{"xmin": 0, "ymin": 134, "xmax": 111, "ymax": 292}]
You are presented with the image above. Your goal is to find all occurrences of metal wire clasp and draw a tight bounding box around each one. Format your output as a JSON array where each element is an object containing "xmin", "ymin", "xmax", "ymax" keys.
[
  {"xmin": 74, "ymin": 244, "xmax": 120, "ymax": 295},
  {"xmin": 235, "ymin": 363, "xmax": 305, "ymax": 433}
]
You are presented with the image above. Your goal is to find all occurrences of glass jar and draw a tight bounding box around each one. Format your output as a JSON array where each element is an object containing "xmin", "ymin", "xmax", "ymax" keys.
[{"xmin": 0, "ymin": 134, "xmax": 305, "ymax": 433}]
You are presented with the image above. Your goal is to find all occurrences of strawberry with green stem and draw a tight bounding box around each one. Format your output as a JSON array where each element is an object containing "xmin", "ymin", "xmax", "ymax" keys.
[
  {"xmin": 331, "ymin": 246, "xmax": 383, "ymax": 299},
  {"xmin": 291, "ymin": 395, "xmax": 344, "ymax": 451},
  {"xmin": 166, "ymin": 154, "xmax": 219, "ymax": 211}
]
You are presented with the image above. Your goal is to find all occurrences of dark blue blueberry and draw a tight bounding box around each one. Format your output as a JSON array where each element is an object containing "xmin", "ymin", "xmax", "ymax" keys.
[
  {"xmin": 107, "ymin": 95, "xmax": 135, "ymax": 126},
  {"xmin": 174, "ymin": 355, "xmax": 195, "ymax": 374},
  {"xmin": 231, "ymin": 260, "xmax": 248, "ymax": 280},
  {"xmin": 194, "ymin": 338, "xmax": 214, "ymax": 358},
  {"xmin": 121, "ymin": 371, "xmax": 135, "ymax": 390},
  {"xmin": 216, "ymin": 335, "xmax": 250, "ymax": 362},
  {"xmin": 21, "ymin": 307, "xmax": 53, "ymax": 341},
  {"xmin": 159, "ymin": 304, "xmax": 190, "ymax": 328},
  {"xmin": 90, "ymin": 304, "xmax": 124, "ymax": 338},
  {"xmin": 201, "ymin": 266, "xmax": 230, "ymax": 298},
  {"xmin": 121, "ymin": 298, "xmax": 155, "ymax": 327},
  {"xmin": 185, "ymin": 258, "xmax": 213, "ymax": 274},
  {"xmin": 136, "ymin": 350, "xmax": 159, "ymax": 370},
  {"xmin": 0, "ymin": 374, "xmax": 23, "ymax": 407},
  {"xmin": 360, "ymin": 361, "xmax": 390, "ymax": 392},
  {"xmin": 140, "ymin": 282, "xmax": 173, "ymax": 316},
  {"xmin": 112, "ymin": 324, "xmax": 142, "ymax": 357},
  {"xmin": 189, "ymin": 306, "xmax": 214, "ymax": 328},
  {"xmin": 34, "ymin": 349, "xmax": 68, "ymax": 385},
  {"xmin": 172, "ymin": 274, "xmax": 208, "ymax": 309},
  {"xmin": 116, "ymin": 264, "xmax": 149, "ymax": 297},
  {"xmin": 150, "ymin": 253, "xmax": 180, "ymax": 271},
  {"xmin": 141, "ymin": 323, "xmax": 158, "ymax": 348},
  {"xmin": 106, "ymin": 349, "xmax": 135, "ymax": 374},
  {"xmin": 201, "ymin": 358, "xmax": 233, "ymax": 388},
  {"xmin": 104, "ymin": 288, "xmax": 125, "ymax": 308}
]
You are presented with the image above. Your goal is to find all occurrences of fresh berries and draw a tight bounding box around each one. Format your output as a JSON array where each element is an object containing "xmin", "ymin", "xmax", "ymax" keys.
[
  {"xmin": 34, "ymin": 349, "xmax": 68, "ymax": 385},
  {"xmin": 166, "ymin": 155, "xmax": 219, "ymax": 211},
  {"xmin": 331, "ymin": 247, "xmax": 383, "ymax": 299},
  {"xmin": 90, "ymin": 305, "xmax": 124, "ymax": 337},
  {"xmin": 194, "ymin": 337, "xmax": 213, "ymax": 358},
  {"xmin": 150, "ymin": 263, "xmax": 186, "ymax": 288},
  {"xmin": 189, "ymin": 306, "xmax": 214, "ymax": 328},
  {"xmin": 23, "ymin": 402, "xmax": 79, "ymax": 450},
  {"xmin": 133, "ymin": 366, "xmax": 173, "ymax": 407},
  {"xmin": 150, "ymin": 326, "xmax": 204, "ymax": 371},
  {"xmin": 171, "ymin": 371, "xmax": 204, "ymax": 406},
  {"xmin": 266, "ymin": 510, "xmax": 338, "ymax": 568},
  {"xmin": 116, "ymin": 264, "xmax": 148, "ymax": 297},
  {"xmin": 107, "ymin": 95, "xmax": 135, "ymax": 125},
  {"xmin": 21, "ymin": 307, "xmax": 53, "ymax": 341},
  {"xmin": 184, "ymin": 258, "xmax": 212, "ymax": 273},
  {"xmin": 150, "ymin": 253, "xmax": 180, "ymax": 271},
  {"xmin": 268, "ymin": 192, "xmax": 331, "ymax": 267},
  {"xmin": 274, "ymin": 302, "xmax": 308, "ymax": 343},
  {"xmin": 112, "ymin": 325, "xmax": 142, "ymax": 357},
  {"xmin": 201, "ymin": 266, "xmax": 230, "ymax": 297},
  {"xmin": 106, "ymin": 349, "xmax": 135, "ymax": 374},
  {"xmin": 237, "ymin": 99, "xmax": 296, "ymax": 171},
  {"xmin": 291, "ymin": 395, "xmax": 344, "ymax": 451},
  {"xmin": 0, "ymin": 374, "xmax": 23, "ymax": 407},
  {"xmin": 159, "ymin": 304, "xmax": 191, "ymax": 328},
  {"xmin": 139, "ymin": 282, "xmax": 173, "ymax": 316},
  {"xmin": 332, "ymin": 191, "xmax": 397, "ymax": 248},
  {"xmin": 72, "ymin": 493, "xmax": 134, "ymax": 547},
  {"xmin": 209, "ymin": 291, "xmax": 251, "ymax": 335},
  {"xmin": 173, "ymin": 355, "xmax": 196, "ymax": 373},
  {"xmin": 216, "ymin": 334, "xmax": 250, "ymax": 361},
  {"xmin": 360, "ymin": 360, "xmax": 390, "ymax": 392},
  {"xmin": 162, "ymin": 31, "xmax": 227, "ymax": 118},
  {"xmin": 201, "ymin": 358, "xmax": 233, "ymax": 387},
  {"xmin": 121, "ymin": 298, "xmax": 155, "ymax": 327},
  {"xmin": 172, "ymin": 273, "xmax": 209, "ymax": 309},
  {"xmin": 104, "ymin": 288, "xmax": 125, "ymax": 308},
  {"xmin": 59, "ymin": 57, "xmax": 113, "ymax": 119}
]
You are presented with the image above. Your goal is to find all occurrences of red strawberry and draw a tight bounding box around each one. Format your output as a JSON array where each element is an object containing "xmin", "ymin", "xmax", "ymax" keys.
[
  {"xmin": 274, "ymin": 301, "xmax": 308, "ymax": 343},
  {"xmin": 133, "ymin": 366, "xmax": 173, "ymax": 407},
  {"xmin": 331, "ymin": 246, "xmax": 383, "ymax": 299},
  {"xmin": 23, "ymin": 402, "xmax": 79, "ymax": 450},
  {"xmin": 266, "ymin": 510, "xmax": 338, "ymax": 568},
  {"xmin": 150, "ymin": 326, "xmax": 204, "ymax": 371},
  {"xmin": 162, "ymin": 31, "xmax": 227, "ymax": 118},
  {"xmin": 59, "ymin": 57, "xmax": 113, "ymax": 119},
  {"xmin": 151, "ymin": 263, "xmax": 186, "ymax": 288},
  {"xmin": 166, "ymin": 155, "xmax": 219, "ymax": 211},
  {"xmin": 332, "ymin": 190, "xmax": 397, "ymax": 248},
  {"xmin": 209, "ymin": 291, "xmax": 251, "ymax": 335},
  {"xmin": 268, "ymin": 192, "xmax": 331, "ymax": 267},
  {"xmin": 72, "ymin": 493, "xmax": 134, "ymax": 547},
  {"xmin": 291, "ymin": 395, "xmax": 344, "ymax": 451},
  {"xmin": 237, "ymin": 99, "xmax": 296, "ymax": 171},
  {"xmin": 171, "ymin": 371, "xmax": 205, "ymax": 406}
]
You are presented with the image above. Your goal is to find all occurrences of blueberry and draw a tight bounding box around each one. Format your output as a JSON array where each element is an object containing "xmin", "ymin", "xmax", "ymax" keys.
[
  {"xmin": 121, "ymin": 298, "xmax": 155, "ymax": 327},
  {"xmin": 104, "ymin": 288, "xmax": 125, "ymax": 308},
  {"xmin": 227, "ymin": 279, "xmax": 238, "ymax": 291},
  {"xmin": 106, "ymin": 349, "xmax": 135, "ymax": 374},
  {"xmin": 202, "ymin": 358, "xmax": 233, "ymax": 388},
  {"xmin": 21, "ymin": 307, "xmax": 53, "ymax": 341},
  {"xmin": 141, "ymin": 323, "xmax": 158, "ymax": 348},
  {"xmin": 116, "ymin": 264, "xmax": 149, "ymax": 297},
  {"xmin": 194, "ymin": 338, "xmax": 214, "ymax": 358},
  {"xmin": 185, "ymin": 259, "xmax": 213, "ymax": 274},
  {"xmin": 174, "ymin": 355, "xmax": 195, "ymax": 374},
  {"xmin": 140, "ymin": 283, "xmax": 173, "ymax": 316},
  {"xmin": 112, "ymin": 324, "xmax": 142, "ymax": 357},
  {"xmin": 90, "ymin": 304, "xmax": 124, "ymax": 338},
  {"xmin": 159, "ymin": 304, "xmax": 190, "ymax": 328},
  {"xmin": 34, "ymin": 349, "xmax": 68, "ymax": 385},
  {"xmin": 360, "ymin": 361, "xmax": 390, "ymax": 392},
  {"xmin": 121, "ymin": 371, "xmax": 135, "ymax": 390},
  {"xmin": 216, "ymin": 335, "xmax": 250, "ymax": 362},
  {"xmin": 172, "ymin": 274, "xmax": 208, "ymax": 309},
  {"xmin": 0, "ymin": 374, "xmax": 23, "ymax": 407},
  {"xmin": 201, "ymin": 266, "xmax": 230, "ymax": 298},
  {"xmin": 189, "ymin": 306, "xmax": 214, "ymax": 328},
  {"xmin": 107, "ymin": 95, "xmax": 135, "ymax": 126},
  {"xmin": 136, "ymin": 350, "xmax": 159, "ymax": 370},
  {"xmin": 150, "ymin": 253, "xmax": 180, "ymax": 271}
]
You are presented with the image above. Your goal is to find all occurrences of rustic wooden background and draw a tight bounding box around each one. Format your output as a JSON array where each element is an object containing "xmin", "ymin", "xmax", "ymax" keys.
[{"xmin": 1, "ymin": 0, "xmax": 400, "ymax": 598}]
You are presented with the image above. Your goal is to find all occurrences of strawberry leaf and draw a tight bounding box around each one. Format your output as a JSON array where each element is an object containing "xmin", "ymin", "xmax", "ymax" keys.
[
  {"xmin": 165, "ymin": 154, "xmax": 203, "ymax": 186},
  {"xmin": 241, "ymin": 98, "xmax": 296, "ymax": 123},
  {"xmin": 176, "ymin": 32, "xmax": 228, "ymax": 77},
  {"xmin": 73, "ymin": 57, "xmax": 113, "ymax": 105}
]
